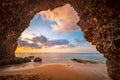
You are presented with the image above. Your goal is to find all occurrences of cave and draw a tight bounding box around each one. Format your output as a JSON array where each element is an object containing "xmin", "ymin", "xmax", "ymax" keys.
[{"xmin": 0, "ymin": 0, "xmax": 120, "ymax": 80}]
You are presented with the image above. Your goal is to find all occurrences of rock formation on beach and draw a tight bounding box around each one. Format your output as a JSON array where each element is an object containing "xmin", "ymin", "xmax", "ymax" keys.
[
  {"xmin": 34, "ymin": 57, "xmax": 42, "ymax": 62},
  {"xmin": 72, "ymin": 58, "xmax": 98, "ymax": 64},
  {"xmin": 0, "ymin": 57, "xmax": 31, "ymax": 66},
  {"xmin": 0, "ymin": 0, "xmax": 120, "ymax": 80},
  {"xmin": 0, "ymin": 75, "xmax": 45, "ymax": 80}
]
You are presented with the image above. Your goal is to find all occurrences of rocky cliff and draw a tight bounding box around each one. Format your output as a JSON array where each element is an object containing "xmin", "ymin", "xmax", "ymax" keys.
[{"xmin": 0, "ymin": 0, "xmax": 120, "ymax": 80}]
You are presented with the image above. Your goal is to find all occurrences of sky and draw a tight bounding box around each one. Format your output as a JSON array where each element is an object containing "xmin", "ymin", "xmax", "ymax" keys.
[{"xmin": 16, "ymin": 4, "xmax": 99, "ymax": 53}]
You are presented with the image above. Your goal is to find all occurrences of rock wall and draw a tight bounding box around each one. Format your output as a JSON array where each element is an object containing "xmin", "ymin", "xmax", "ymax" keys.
[
  {"xmin": 0, "ymin": 0, "xmax": 66, "ymax": 59},
  {"xmin": 0, "ymin": 0, "xmax": 120, "ymax": 80}
]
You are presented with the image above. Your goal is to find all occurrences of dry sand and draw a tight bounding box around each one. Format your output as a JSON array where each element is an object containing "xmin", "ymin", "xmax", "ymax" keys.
[{"xmin": 0, "ymin": 62, "xmax": 110, "ymax": 80}]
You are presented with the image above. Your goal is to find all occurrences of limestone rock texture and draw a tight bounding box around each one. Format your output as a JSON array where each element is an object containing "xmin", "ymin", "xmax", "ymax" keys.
[{"xmin": 0, "ymin": 0, "xmax": 120, "ymax": 80}]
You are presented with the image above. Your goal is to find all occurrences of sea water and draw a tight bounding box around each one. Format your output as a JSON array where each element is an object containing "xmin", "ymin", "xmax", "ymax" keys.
[
  {"xmin": 0, "ymin": 53, "xmax": 106, "ymax": 71},
  {"xmin": 16, "ymin": 53, "xmax": 106, "ymax": 63}
]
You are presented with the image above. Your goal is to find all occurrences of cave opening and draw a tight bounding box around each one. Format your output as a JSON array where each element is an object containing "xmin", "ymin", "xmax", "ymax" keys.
[{"xmin": 15, "ymin": 4, "xmax": 105, "ymax": 63}]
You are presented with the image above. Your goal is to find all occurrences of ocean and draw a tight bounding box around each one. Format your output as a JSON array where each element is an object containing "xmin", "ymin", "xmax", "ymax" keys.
[
  {"xmin": 0, "ymin": 53, "xmax": 106, "ymax": 71},
  {"xmin": 16, "ymin": 53, "xmax": 106, "ymax": 63}
]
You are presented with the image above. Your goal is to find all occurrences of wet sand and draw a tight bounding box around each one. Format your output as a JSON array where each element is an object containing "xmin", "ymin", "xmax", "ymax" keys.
[{"xmin": 0, "ymin": 62, "xmax": 110, "ymax": 80}]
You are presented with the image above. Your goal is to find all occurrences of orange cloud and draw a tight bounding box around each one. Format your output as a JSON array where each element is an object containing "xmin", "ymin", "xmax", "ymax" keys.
[{"xmin": 40, "ymin": 4, "xmax": 80, "ymax": 32}]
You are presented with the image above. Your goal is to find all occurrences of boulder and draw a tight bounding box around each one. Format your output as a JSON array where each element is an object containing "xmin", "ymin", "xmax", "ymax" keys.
[
  {"xmin": 0, "ymin": 57, "xmax": 31, "ymax": 66},
  {"xmin": 33, "ymin": 57, "xmax": 42, "ymax": 63},
  {"xmin": 28, "ymin": 56, "xmax": 34, "ymax": 59}
]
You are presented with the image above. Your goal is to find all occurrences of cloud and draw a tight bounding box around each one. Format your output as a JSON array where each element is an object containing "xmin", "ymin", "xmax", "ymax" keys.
[
  {"xmin": 49, "ymin": 44, "xmax": 75, "ymax": 49},
  {"xmin": 32, "ymin": 35, "xmax": 48, "ymax": 43},
  {"xmin": 72, "ymin": 38, "xmax": 87, "ymax": 43},
  {"xmin": 19, "ymin": 35, "xmax": 75, "ymax": 49},
  {"xmin": 72, "ymin": 38, "xmax": 91, "ymax": 46},
  {"xmin": 18, "ymin": 39, "xmax": 42, "ymax": 49},
  {"xmin": 40, "ymin": 4, "xmax": 80, "ymax": 32},
  {"xmin": 44, "ymin": 39, "xmax": 69, "ymax": 47},
  {"xmin": 18, "ymin": 39, "xmax": 28, "ymax": 47},
  {"xmin": 28, "ymin": 43, "xmax": 42, "ymax": 49}
]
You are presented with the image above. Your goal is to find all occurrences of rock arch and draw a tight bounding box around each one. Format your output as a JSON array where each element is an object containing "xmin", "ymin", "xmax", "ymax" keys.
[{"xmin": 0, "ymin": 0, "xmax": 120, "ymax": 80}]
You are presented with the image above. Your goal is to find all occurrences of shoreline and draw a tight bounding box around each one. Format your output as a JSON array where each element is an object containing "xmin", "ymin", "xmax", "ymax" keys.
[{"xmin": 0, "ymin": 61, "xmax": 110, "ymax": 80}]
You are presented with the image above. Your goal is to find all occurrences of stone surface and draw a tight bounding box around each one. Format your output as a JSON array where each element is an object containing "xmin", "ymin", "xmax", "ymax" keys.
[
  {"xmin": 72, "ymin": 58, "xmax": 98, "ymax": 64},
  {"xmin": 34, "ymin": 57, "xmax": 42, "ymax": 62},
  {"xmin": 0, "ymin": 57, "xmax": 31, "ymax": 66},
  {"xmin": 0, "ymin": 0, "xmax": 120, "ymax": 80},
  {"xmin": 0, "ymin": 75, "xmax": 45, "ymax": 80}
]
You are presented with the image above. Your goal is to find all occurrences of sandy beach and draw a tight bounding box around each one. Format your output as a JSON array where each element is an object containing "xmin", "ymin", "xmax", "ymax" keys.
[{"xmin": 0, "ymin": 61, "xmax": 110, "ymax": 80}]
